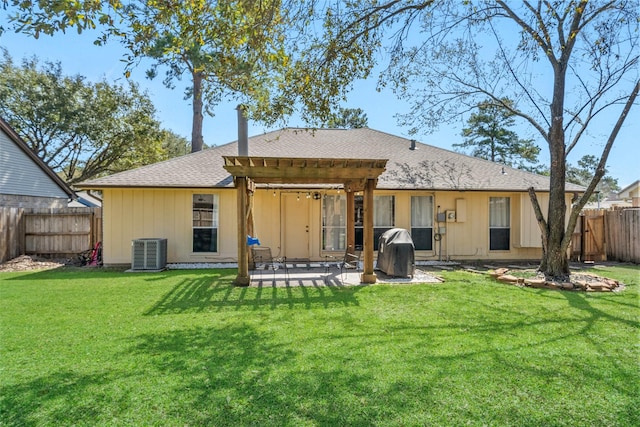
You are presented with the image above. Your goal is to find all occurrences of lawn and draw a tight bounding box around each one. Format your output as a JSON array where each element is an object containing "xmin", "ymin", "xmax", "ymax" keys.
[{"xmin": 1, "ymin": 265, "xmax": 638, "ymax": 426}]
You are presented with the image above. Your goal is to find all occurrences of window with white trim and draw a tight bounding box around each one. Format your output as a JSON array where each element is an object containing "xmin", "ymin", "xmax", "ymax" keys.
[
  {"xmin": 411, "ymin": 196, "xmax": 434, "ymax": 250},
  {"xmin": 489, "ymin": 197, "xmax": 510, "ymax": 250},
  {"xmin": 193, "ymin": 194, "xmax": 218, "ymax": 252}
]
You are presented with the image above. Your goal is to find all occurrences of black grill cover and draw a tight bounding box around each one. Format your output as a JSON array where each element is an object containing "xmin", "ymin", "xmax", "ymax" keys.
[{"xmin": 377, "ymin": 228, "xmax": 415, "ymax": 277}]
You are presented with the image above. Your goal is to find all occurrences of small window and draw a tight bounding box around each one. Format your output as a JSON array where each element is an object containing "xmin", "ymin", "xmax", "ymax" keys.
[
  {"xmin": 193, "ymin": 194, "xmax": 218, "ymax": 252},
  {"xmin": 489, "ymin": 197, "xmax": 510, "ymax": 250},
  {"xmin": 411, "ymin": 196, "xmax": 433, "ymax": 250}
]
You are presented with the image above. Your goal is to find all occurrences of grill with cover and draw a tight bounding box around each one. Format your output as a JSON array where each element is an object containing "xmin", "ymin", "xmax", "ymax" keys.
[{"xmin": 376, "ymin": 228, "xmax": 415, "ymax": 277}]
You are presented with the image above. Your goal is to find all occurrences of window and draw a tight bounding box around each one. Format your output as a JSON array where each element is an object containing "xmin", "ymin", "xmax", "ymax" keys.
[
  {"xmin": 322, "ymin": 195, "xmax": 346, "ymax": 251},
  {"xmin": 354, "ymin": 195, "xmax": 395, "ymax": 250},
  {"xmin": 193, "ymin": 194, "xmax": 218, "ymax": 252},
  {"xmin": 411, "ymin": 196, "xmax": 433, "ymax": 250},
  {"xmin": 489, "ymin": 197, "xmax": 510, "ymax": 250}
]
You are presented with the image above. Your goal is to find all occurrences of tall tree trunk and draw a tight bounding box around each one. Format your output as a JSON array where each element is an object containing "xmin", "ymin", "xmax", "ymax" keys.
[
  {"xmin": 541, "ymin": 60, "xmax": 570, "ymax": 280},
  {"xmin": 191, "ymin": 71, "xmax": 204, "ymax": 152}
]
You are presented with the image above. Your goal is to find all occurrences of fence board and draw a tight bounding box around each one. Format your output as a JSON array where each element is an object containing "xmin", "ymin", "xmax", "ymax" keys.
[
  {"xmin": 605, "ymin": 208, "xmax": 640, "ymax": 263},
  {"xmin": 0, "ymin": 207, "xmax": 25, "ymax": 263},
  {"xmin": 0, "ymin": 207, "xmax": 101, "ymax": 262}
]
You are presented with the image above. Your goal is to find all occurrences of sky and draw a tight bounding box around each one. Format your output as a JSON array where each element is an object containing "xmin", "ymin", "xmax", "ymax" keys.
[{"xmin": 0, "ymin": 20, "xmax": 638, "ymax": 188}]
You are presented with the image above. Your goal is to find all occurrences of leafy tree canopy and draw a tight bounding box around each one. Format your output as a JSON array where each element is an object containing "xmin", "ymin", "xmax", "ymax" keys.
[
  {"xmin": 567, "ymin": 155, "xmax": 620, "ymax": 201},
  {"xmin": 325, "ymin": 107, "xmax": 368, "ymax": 129},
  {"xmin": 0, "ymin": 50, "xmax": 181, "ymax": 184},
  {"xmin": 2, "ymin": 0, "xmax": 303, "ymax": 152}
]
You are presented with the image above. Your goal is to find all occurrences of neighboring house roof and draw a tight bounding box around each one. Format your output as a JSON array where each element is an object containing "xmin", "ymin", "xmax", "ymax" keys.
[
  {"xmin": 0, "ymin": 117, "xmax": 75, "ymax": 200},
  {"xmin": 68, "ymin": 190, "xmax": 102, "ymax": 208},
  {"xmin": 79, "ymin": 127, "xmax": 585, "ymax": 192},
  {"xmin": 618, "ymin": 180, "xmax": 640, "ymax": 199}
]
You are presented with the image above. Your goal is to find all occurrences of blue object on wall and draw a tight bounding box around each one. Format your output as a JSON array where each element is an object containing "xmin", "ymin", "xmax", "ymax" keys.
[{"xmin": 247, "ymin": 236, "xmax": 261, "ymax": 246}]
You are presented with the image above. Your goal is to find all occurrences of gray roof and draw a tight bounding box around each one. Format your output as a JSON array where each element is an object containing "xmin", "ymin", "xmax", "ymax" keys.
[{"xmin": 80, "ymin": 127, "xmax": 584, "ymax": 192}]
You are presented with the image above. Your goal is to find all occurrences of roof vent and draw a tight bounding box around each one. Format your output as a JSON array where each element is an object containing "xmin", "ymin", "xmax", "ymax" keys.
[{"xmin": 410, "ymin": 139, "xmax": 416, "ymax": 150}]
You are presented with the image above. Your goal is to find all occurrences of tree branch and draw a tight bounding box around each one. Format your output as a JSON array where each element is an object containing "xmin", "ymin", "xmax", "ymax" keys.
[{"xmin": 562, "ymin": 78, "xmax": 639, "ymax": 251}]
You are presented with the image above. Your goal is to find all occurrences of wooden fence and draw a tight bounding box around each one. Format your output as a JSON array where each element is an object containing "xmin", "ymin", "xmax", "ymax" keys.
[
  {"xmin": 604, "ymin": 208, "xmax": 640, "ymax": 263},
  {"xmin": 0, "ymin": 207, "xmax": 102, "ymax": 263},
  {"xmin": 572, "ymin": 208, "xmax": 639, "ymax": 264}
]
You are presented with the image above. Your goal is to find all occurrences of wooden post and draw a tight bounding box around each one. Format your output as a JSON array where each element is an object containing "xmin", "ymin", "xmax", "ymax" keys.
[
  {"xmin": 346, "ymin": 190, "xmax": 355, "ymax": 255},
  {"xmin": 234, "ymin": 176, "xmax": 250, "ymax": 286},
  {"xmin": 361, "ymin": 178, "xmax": 377, "ymax": 284}
]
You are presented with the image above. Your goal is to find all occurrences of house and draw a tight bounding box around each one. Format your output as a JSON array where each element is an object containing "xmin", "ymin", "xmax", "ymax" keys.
[
  {"xmin": 0, "ymin": 117, "xmax": 75, "ymax": 208},
  {"xmin": 583, "ymin": 180, "xmax": 639, "ymax": 209},
  {"xmin": 68, "ymin": 190, "xmax": 102, "ymax": 208},
  {"xmin": 618, "ymin": 180, "xmax": 640, "ymax": 207},
  {"xmin": 79, "ymin": 127, "xmax": 584, "ymax": 274}
]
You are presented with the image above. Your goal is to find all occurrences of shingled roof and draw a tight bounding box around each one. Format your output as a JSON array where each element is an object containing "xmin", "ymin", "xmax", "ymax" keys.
[{"xmin": 79, "ymin": 127, "xmax": 584, "ymax": 192}]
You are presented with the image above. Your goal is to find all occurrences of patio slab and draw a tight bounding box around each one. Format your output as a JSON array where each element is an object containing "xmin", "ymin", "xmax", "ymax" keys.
[{"xmin": 249, "ymin": 267, "xmax": 443, "ymax": 287}]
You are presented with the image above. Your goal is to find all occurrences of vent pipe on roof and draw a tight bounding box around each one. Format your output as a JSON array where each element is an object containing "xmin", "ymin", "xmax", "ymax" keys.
[
  {"xmin": 409, "ymin": 139, "xmax": 416, "ymax": 150},
  {"xmin": 237, "ymin": 104, "xmax": 248, "ymax": 156}
]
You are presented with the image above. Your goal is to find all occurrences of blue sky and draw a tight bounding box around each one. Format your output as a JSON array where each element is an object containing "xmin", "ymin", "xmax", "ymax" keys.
[{"xmin": 0, "ymin": 24, "xmax": 638, "ymax": 188}]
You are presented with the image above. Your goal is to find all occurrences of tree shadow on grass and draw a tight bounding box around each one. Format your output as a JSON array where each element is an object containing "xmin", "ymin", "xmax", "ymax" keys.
[
  {"xmin": 122, "ymin": 324, "xmax": 430, "ymax": 425},
  {"xmin": 0, "ymin": 370, "xmax": 132, "ymax": 426},
  {"xmin": 144, "ymin": 276, "xmax": 364, "ymax": 315}
]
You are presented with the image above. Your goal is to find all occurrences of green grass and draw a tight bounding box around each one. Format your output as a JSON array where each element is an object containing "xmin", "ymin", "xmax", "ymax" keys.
[{"xmin": 1, "ymin": 265, "xmax": 638, "ymax": 426}]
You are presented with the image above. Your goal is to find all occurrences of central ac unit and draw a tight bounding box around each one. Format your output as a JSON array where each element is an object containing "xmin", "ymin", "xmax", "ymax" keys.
[{"xmin": 131, "ymin": 238, "xmax": 167, "ymax": 270}]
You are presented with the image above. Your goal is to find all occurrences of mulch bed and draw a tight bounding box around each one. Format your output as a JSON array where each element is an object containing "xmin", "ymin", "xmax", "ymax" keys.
[{"xmin": 0, "ymin": 255, "xmax": 72, "ymax": 272}]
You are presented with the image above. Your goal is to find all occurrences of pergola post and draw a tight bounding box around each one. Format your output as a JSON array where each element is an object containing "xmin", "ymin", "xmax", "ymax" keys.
[
  {"xmin": 234, "ymin": 176, "xmax": 250, "ymax": 286},
  {"xmin": 361, "ymin": 178, "xmax": 377, "ymax": 284},
  {"xmin": 346, "ymin": 190, "xmax": 355, "ymax": 255}
]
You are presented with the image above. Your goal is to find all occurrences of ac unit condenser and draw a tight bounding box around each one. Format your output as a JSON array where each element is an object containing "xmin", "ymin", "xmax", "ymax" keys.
[{"xmin": 131, "ymin": 238, "xmax": 167, "ymax": 270}]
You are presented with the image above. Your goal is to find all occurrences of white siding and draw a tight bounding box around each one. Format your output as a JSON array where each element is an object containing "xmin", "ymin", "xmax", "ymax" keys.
[{"xmin": 0, "ymin": 128, "xmax": 70, "ymax": 200}]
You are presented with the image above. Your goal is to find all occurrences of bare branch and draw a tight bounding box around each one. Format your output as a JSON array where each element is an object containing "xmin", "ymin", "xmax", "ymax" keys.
[{"xmin": 563, "ymin": 79, "xmax": 638, "ymax": 251}]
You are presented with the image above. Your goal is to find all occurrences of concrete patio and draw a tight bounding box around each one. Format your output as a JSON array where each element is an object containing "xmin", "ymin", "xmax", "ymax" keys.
[{"xmin": 248, "ymin": 263, "xmax": 443, "ymax": 287}]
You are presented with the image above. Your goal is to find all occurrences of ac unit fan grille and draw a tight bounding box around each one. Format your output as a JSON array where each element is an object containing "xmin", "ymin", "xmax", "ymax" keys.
[{"xmin": 131, "ymin": 238, "xmax": 167, "ymax": 270}]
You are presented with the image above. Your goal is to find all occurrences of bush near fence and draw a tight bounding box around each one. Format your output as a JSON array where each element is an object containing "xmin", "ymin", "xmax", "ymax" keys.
[{"xmin": 0, "ymin": 207, "xmax": 101, "ymax": 263}]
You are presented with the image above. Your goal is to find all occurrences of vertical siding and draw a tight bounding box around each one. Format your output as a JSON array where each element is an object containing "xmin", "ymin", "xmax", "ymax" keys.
[
  {"xmin": 103, "ymin": 188, "xmax": 238, "ymax": 265},
  {"xmin": 518, "ymin": 192, "xmax": 549, "ymax": 247},
  {"xmin": 100, "ymin": 187, "xmax": 564, "ymax": 265},
  {"xmin": 252, "ymin": 189, "xmax": 282, "ymax": 251}
]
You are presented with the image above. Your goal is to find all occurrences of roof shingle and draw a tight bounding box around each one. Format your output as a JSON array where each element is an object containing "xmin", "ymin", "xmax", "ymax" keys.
[{"xmin": 79, "ymin": 127, "xmax": 584, "ymax": 192}]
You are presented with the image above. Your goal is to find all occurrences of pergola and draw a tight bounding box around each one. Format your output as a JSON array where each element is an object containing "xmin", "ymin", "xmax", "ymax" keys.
[{"xmin": 223, "ymin": 156, "xmax": 388, "ymax": 286}]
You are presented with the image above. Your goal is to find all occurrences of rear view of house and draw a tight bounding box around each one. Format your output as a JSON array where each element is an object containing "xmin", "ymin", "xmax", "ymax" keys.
[{"xmin": 79, "ymin": 128, "xmax": 583, "ymax": 270}]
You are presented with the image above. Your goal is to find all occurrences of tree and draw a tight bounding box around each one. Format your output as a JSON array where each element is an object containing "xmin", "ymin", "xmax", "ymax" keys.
[
  {"xmin": 297, "ymin": 1, "xmax": 639, "ymax": 279},
  {"xmin": 116, "ymin": 0, "xmax": 291, "ymax": 152},
  {"xmin": 3, "ymin": 1, "xmax": 300, "ymax": 152},
  {"xmin": 160, "ymin": 130, "xmax": 192, "ymax": 159},
  {"xmin": 567, "ymin": 155, "xmax": 620, "ymax": 201},
  {"xmin": 1, "ymin": 1, "xmax": 122, "ymax": 38},
  {"xmin": 0, "ymin": 51, "xmax": 168, "ymax": 184},
  {"xmin": 326, "ymin": 107, "xmax": 369, "ymax": 129},
  {"xmin": 454, "ymin": 99, "xmax": 540, "ymax": 169}
]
